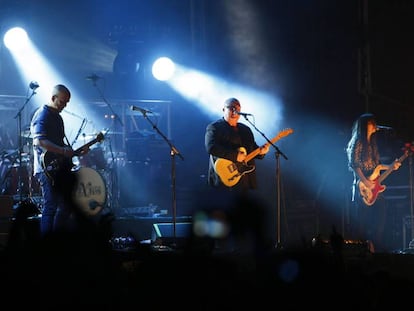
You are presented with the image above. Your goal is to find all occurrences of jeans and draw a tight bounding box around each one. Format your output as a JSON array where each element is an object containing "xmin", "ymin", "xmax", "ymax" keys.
[{"xmin": 36, "ymin": 172, "xmax": 75, "ymax": 236}]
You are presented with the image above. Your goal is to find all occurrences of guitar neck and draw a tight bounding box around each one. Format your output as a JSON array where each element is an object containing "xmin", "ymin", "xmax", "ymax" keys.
[
  {"xmin": 245, "ymin": 130, "xmax": 291, "ymax": 163},
  {"xmin": 245, "ymin": 143, "xmax": 269, "ymax": 163},
  {"xmin": 73, "ymin": 137, "xmax": 100, "ymax": 156},
  {"xmin": 378, "ymin": 152, "xmax": 408, "ymax": 183}
]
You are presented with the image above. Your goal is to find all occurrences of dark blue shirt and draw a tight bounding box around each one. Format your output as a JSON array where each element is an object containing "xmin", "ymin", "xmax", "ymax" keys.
[{"xmin": 30, "ymin": 105, "xmax": 65, "ymax": 174}]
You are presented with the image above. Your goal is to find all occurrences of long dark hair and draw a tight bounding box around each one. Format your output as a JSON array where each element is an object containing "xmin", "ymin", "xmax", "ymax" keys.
[{"xmin": 346, "ymin": 113, "xmax": 378, "ymax": 169}]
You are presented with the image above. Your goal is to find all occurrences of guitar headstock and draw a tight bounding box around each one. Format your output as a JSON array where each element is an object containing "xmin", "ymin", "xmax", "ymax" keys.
[
  {"xmin": 402, "ymin": 142, "xmax": 414, "ymax": 154},
  {"xmin": 96, "ymin": 132, "xmax": 105, "ymax": 142},
  {"xmin": 279, "ymin": 128, "xmax": 294, "ymax": 139}
]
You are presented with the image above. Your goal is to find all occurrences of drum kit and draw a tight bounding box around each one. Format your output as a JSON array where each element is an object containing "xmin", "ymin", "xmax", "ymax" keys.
[
  {"xmin": 0, "ymin": 129, "xmax": 122, "ymax": 217},
  {"xmin": 0, "ymin": 148, "xmax": 38, "ymax": 197}
]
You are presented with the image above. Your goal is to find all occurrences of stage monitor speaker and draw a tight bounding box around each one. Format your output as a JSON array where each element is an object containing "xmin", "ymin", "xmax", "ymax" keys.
[{"xmin": 151, "ymin": 222, "xmax": 192, "ymax": 246}]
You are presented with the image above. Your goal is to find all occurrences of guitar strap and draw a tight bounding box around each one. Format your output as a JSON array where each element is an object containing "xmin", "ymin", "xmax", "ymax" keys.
[
  {"xmin": 351, "ymin": 175, "xmax": 357, "ymax": 202},
  {"xmin": 210, "ymin": 154, "xmax": 216, "ymax": 167},
  {"xmin": 64, "ymin": 135, "xmax": 71, "ymax": 148}
]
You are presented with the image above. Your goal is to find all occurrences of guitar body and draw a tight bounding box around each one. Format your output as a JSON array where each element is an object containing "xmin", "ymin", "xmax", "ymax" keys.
[
  {"xmin": 41, "ymin": 151, "xmax": 74, "ymax": 183},
  {"xmin": 357, "ymin": 148, "xmax": 411, "ymax": 207},
  {"xmin": 213, "ymin": 128, "xmax": 294, "ymax": 187},
  {"xmin": 357, "ymin": 179, "xmax": 386, "ymax": 206},
  {"xmin": 214, "ymin": 158, "xmax": 255, "ymax": 187},
  {"xmin": 41, "ymin": 132, "xmax": 104, "ymax": 185}
]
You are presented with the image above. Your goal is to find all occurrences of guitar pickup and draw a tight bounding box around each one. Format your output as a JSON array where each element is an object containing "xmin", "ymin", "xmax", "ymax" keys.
[{"xmin": 227, "ymin": 163, "xmax": 238, "ymax": 173}]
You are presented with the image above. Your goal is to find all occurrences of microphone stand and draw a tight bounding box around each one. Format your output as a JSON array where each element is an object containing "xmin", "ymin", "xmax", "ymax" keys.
[
  {"xmin": 14, "ymin": 88, "xmax": 37, "ymax": 203},
  {"xmin": 138, "ymin": 110, "xmax": 184, "ymax": 248},
  {"xmin": 88, "ymin": 78, "xmax": 123, "ymax": 212},
  {"xmin": 71, "ymin": 118, "xmax": 87, "ymax": 146},
  {"xmin": 409, "ymin": 153, "xmax": 414, "ymax": 248},
  {"xmin": 240, "ymin": 115, "xmax": 288, "ymax": 249},
  {"xmin": 89, "ymin": 77, "xmax": 123, "ymax": 127}
]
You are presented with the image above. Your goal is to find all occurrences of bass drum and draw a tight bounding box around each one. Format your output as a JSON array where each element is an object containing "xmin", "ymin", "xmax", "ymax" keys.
[{"xmin": 72, "ymin": 167, "xmax": 106, "ymax": 216}]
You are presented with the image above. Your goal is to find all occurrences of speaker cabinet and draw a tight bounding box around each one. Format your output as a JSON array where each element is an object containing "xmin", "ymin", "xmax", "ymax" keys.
[{"xmin": 151, "ymin": 222, "xmax": 192, "ymax": 246}]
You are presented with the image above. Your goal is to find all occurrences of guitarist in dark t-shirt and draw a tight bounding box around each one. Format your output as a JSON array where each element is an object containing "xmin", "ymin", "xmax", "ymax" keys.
[{"xmin": 31, "ymin": 84, "xmax": 90, "ymax": 236}]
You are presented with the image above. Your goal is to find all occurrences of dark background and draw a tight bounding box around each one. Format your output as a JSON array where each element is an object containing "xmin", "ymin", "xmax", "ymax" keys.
[{"xmin": 1, "ymin": 0, "xmax": 414, "ymax": 248}]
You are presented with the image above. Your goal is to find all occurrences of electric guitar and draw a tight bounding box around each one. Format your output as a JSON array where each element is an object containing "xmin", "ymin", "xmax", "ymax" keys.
[
  {"xmin": 41, "ymin": 132, "xmax": 104, "ymax": 184},
  {"xmin": 358, "ymin": 148, "xmax": 410, "ymax": 206},
  {"xmin": 214, "ymin": 128, "xmax": 294, "ymax": 187}
]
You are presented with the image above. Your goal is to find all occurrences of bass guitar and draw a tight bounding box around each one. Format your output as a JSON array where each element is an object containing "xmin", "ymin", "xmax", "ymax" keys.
[
  {"xmin": 358, "ymin": 147, "xmax": 411, "ymax": 206},
  {"xmin": 214, "ymin": 128, "xmax": 293, "ymax": 187},
  {"xmin": 41, "ymin": 132, "xmax": 104, "ymax": 184}
]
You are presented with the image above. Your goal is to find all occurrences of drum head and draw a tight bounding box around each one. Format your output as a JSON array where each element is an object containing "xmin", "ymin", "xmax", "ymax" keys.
[{"xmin": 73, "ymin": 167, "xmax": 106, "ymax": 216}]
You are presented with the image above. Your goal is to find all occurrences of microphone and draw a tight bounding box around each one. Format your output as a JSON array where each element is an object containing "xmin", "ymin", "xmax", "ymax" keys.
[
  {"xmin": 86, "ymin": 74, "xmax": 101, "ymax": 81},
  {"xmin": 376, "ymin": 125, "xmax": 393, "ymax": 131},
  {"xmin": 236, "ymin": 111, "xmax": 253, "ymax": 117},
  {"xmin": 130, "ymin": 105, "xmax": 153, "ymax": 115},
  {"xmin": 29, "ymin": 81, "xmax": 39, "ymax": 90}
]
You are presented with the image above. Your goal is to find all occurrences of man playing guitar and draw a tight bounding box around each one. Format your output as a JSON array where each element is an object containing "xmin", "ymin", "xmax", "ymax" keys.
[
  {"xmin": 205, "ymin": 98, "xmax": 270, "ymax": 194},
  {"xmin": 31, "ymin": 84, "xmax": 91, "ymax": 236}
]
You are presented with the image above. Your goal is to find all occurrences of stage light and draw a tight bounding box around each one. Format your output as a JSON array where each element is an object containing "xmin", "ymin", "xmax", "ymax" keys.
[
  {"xmin": 3, "ymin": 27, "xmax": 29, "ymax": 51},
  {"xmin": 152, "ymin": 57, "xmax": 175, "ymax": 81}
]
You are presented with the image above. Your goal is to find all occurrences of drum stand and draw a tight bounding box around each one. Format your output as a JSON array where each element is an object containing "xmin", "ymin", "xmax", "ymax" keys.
[
  {"xmin": 0, "ymin": 150, "xmax": 18, "ymax": 195},
  {"xmin": 14, "ymin": 88, "xmax": 36, "ymax": 198},
  {"xmin": 13, "ymin": 85, "xmax": 39, "ymax": 216}
]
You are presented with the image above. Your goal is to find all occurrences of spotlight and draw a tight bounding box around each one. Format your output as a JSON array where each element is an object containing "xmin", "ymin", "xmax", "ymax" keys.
[
  {"xmin": 3, "ymin": 27, "xmax": 29, "ymax": 51},
  {"xmin": 152, "ymin": 57, "xmax": 175, "ymax": 81}
]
